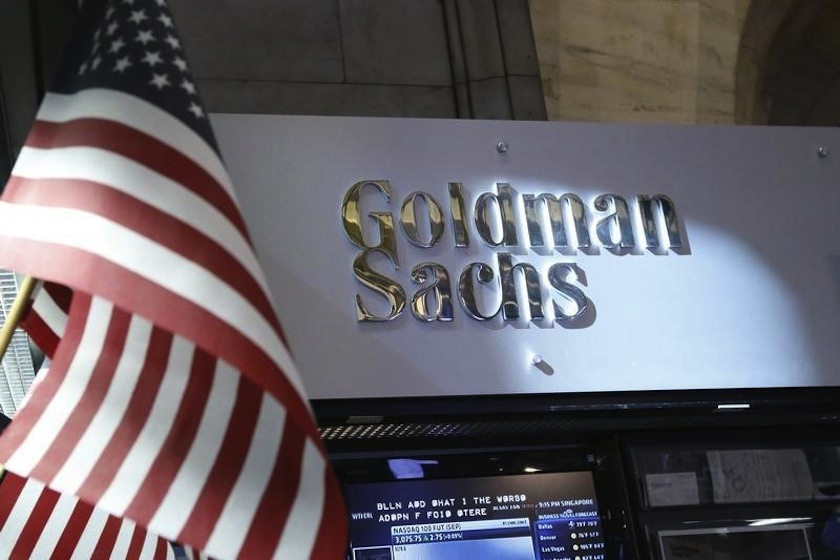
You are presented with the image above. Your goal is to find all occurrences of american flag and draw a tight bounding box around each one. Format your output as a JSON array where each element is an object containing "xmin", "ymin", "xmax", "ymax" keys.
[
  {"xmin": 0, "ymin": 0, "xmax": 347, "ymax": 558},
  {"xmin": 0, "ymin": 471, "xmax": 179, "ymax": 559},
  {"xmin": 18, "ymin": 282, "xmax": 72, "ymax": 359}
]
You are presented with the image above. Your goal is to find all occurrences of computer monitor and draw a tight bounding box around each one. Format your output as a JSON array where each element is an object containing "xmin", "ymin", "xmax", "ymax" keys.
[{"xmin": 336, "ymin": 450, "xmax": 611, "ymax": 560}]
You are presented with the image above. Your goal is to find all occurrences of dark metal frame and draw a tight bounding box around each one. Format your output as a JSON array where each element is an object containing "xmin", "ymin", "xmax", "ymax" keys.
[
  {"xmin": 0, "ymin": 74, "xmax": 11, "ymax": 188},
  {"xmin": 315, "ymin": 387, "xmax": 840, "ymax": 457}
]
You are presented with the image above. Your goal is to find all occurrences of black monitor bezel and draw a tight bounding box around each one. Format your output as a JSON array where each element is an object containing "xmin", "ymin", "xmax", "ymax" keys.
[{"xmin": 332, "ymin": 443, "xmax": 633, "ymax": 559}]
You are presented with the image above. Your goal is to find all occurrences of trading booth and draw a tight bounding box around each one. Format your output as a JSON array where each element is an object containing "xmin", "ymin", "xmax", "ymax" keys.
[{"xmin": 214, "ymin": 114, "xmax": 840, "ymax": 560}]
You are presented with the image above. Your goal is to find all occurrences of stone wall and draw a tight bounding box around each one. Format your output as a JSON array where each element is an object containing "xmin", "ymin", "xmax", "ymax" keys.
[
  {"xmin": 530, "ymin": 0, "xmax": 751, "ymax": 124},
  {"xmin": 169, "ymin": 0, "xmax": 546, "ymax": 120},
  {"xmin": 0, "ymin": 0, "xmax": 547, "ymax": 170},
  {"xmin": 0, "ymin": 0, "xmax": 75, "ymax": 173},
  {"xmin": 2, "ymin": 0, "xmax": 837, "ymax": 171},
  {"xmin": 747, "ymin": 0, "xmax": 840, "ymax": 126}
]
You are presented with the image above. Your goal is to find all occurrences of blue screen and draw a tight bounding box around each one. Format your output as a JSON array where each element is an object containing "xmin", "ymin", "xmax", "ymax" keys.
[{"xmin": 345, "ymin": 470, "xmax": 607, "ymax": 560}]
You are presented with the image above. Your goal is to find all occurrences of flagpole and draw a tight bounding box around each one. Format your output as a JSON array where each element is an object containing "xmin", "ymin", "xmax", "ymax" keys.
[
  {"xmin": 0, "ymin": 275, "xmax": 34, "ymax": 480},
  {"xmin": 0, "ymin": 275, "xmax": 38, "ymax": 360}
]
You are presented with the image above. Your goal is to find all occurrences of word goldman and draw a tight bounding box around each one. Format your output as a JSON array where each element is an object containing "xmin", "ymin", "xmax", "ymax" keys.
[{"xmin": 341, "ymin": 180, "xmax": 685, "ymax": 323}]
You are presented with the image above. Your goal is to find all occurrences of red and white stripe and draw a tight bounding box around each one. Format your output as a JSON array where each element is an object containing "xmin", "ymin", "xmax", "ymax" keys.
[
  {"xmin": 19, "ymin": 281, "xmax": 72, "ymax": 358},
  {"xmin": 0, "ymin": 88, "xmax": 346, "ymax": 558},
  {"xmin": 0, "ymin": 472, "xmax": 176, "ymax": 559}
]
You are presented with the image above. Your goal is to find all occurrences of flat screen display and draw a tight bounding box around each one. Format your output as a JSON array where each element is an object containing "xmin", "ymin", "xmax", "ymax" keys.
[{"xmin": 344, "ymin": 470, "xmax": 606, "ymax": 560}]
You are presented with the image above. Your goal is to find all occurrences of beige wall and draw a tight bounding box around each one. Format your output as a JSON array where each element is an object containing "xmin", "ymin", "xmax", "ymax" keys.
[{"xmin": 530, "ymin": 0, "xmax": 751, "ymax": 124}]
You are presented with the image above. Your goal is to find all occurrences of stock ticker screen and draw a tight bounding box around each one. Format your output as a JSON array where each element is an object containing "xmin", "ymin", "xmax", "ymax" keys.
[{"xmin": 344, "ymin": 470, "xmax": 607, "ymax": 560}]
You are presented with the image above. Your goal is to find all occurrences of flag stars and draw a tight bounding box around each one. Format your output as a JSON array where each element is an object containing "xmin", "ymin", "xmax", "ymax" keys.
[
  {"xmin": 109, "ymin": 38, "xmax": 126, "ymax": 54},
  {"xmin": 136, "ymin": 30, "xmax": 155, "ymax": 45},
  {"xmin": 180, "ymin": 79, "xmax": 197, "ymax": 95},
  {"xmin": 68, "ymin": 4, "xmax": 209, "ymax": 124},
  {"xmin": 164, "ymin": 35, "xmax": 180, "ymax": 50},
  {"xmin": 129, "ymin": 10, "xmax": 147, "ymax": 24},
  {"xmin": 150, "ymin": 73, "xmax": 171, "ymax": 89},
  {"xmin": 188, "ymin": 102, "xmax": 205, "ymax": 119},
  {"xmin": 142, "ymin": 51, "xmax": 163, "ymax": 67},
  {"xmin": 114, "ymin": 56, "xmax": 132, "ymax": 72}
]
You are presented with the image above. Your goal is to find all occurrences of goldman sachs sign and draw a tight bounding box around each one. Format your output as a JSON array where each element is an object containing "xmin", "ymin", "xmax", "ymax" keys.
[
  {"xmin": 341, "ymin": 180, "xmax": 685, "ymax": 324},
  {"xmin": 214, "ymin": 114, "xmax": 840, "ymax": 398}
]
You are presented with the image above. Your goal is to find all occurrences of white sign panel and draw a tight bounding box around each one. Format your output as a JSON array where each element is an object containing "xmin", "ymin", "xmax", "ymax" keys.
[{"xmin": 212, "ymin": 115, "xmax": 840, "ymax": 399}]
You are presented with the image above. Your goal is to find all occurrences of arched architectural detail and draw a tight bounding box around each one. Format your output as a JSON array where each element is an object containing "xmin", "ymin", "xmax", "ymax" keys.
[{"xmin": 736, "ymin": 0, "xmax": 840, "ymax": 125}]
